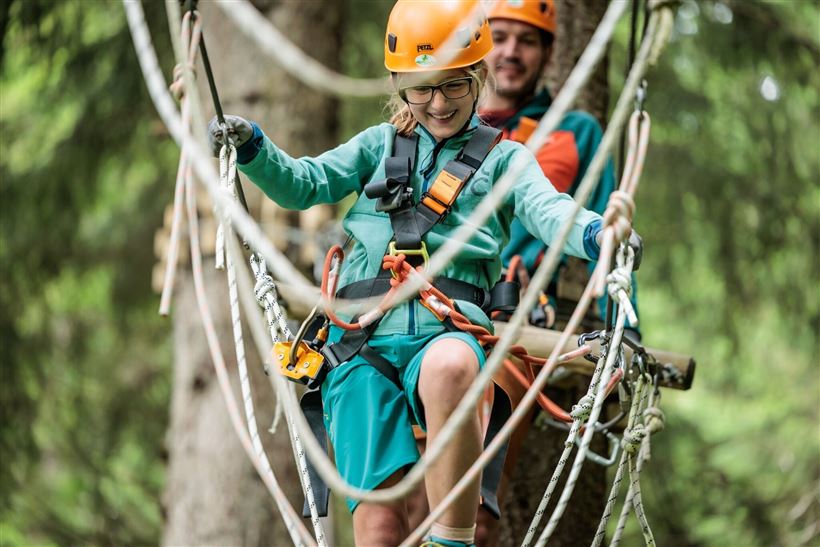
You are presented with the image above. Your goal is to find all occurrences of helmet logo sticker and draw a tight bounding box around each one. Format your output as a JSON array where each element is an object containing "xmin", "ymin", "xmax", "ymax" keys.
[
  {"xmin": 507, "ymin": 0, "xmax": 524, "ymax": 7},
  {"xmin": 417, "ymin": 43, "xmax": 433, "ymax": 52},
  {"xmin": 415, "ymin": 54, "xmax": 436, "ymax": 67}
]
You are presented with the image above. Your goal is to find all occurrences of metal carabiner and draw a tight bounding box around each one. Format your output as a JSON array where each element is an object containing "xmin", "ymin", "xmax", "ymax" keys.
[
  {"xmin": 577, "ymin": 428, "xmax": 621, "ymax": 467},
  {"xmin": 578, "ymin": 330, "xmax": 605, "ymax": 364}
]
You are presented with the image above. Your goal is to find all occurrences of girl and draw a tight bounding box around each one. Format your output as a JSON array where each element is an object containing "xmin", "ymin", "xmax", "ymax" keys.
[{"xmin": 209, "ymin": 2, "xmax": 623, "ymax": 545}]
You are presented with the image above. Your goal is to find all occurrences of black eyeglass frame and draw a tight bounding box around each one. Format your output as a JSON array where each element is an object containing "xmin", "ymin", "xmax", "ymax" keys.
[{"xmin": 398, "ymin": 77, "xmax": 475, "ymax": 105}]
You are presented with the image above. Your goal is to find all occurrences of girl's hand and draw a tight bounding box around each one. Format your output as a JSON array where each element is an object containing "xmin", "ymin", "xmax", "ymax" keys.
[{"xmin": 207, "ymin": 115, "xmax": 254, "ymax": 156}]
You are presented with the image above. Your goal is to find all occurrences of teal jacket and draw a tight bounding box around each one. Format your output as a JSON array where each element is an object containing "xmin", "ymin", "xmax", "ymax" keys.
[
  {"xmin": 486, "ymin": 90, "xmax": 639, "ymax": 327},
  {"xmin": 237, "ymin": 115, "xmax": 602, "ymax": 336}
]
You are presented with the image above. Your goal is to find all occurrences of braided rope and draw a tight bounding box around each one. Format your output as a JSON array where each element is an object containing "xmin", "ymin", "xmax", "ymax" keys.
[
  {"xmin": 591, "ymin": 374, "xmax": 649, "ymax": 547},
  {"xmin": 158, "ymin": 10, "xmax": 201, "ymax": 316},
  {"xmin": 521, "ymin": 353, "xmax": 609, "ymax": 547},
  {"xmin": 180, "ymin": 153, "xmax": 313, "ymax": 546},
  {"xmin": 609, "ymin": 381, "xmax": 664, "ymax": 547},
  {"xmin": 534, "ymin": 247, "xmax": 636, "ymax": 546},
  {"xmin": 216, "ymin": 145, "xmax": 326, "ymax": 546}
]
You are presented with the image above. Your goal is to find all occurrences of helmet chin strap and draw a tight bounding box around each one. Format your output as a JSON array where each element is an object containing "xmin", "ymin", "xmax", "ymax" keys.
[{"xmin": 453, "ymin": 92, "xmax": 480, "ymax": 137}]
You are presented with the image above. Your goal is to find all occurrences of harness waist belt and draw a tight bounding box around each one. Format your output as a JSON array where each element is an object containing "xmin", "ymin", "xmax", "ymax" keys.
[{"xmin": 336, "ymin": 276, "xmax": 519, "ymax": 314}]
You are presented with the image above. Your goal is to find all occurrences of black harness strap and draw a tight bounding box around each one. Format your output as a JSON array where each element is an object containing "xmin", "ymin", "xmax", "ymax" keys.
[{"xmin": 300, "ymin": 389, "xmax": 331, "ymax": 518}]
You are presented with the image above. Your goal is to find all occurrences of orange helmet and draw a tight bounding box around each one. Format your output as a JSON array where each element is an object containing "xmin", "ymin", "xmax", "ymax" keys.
[
  {"xmin": 384, "ymin": 0, "xmax": 493, "ymax": 73},
  {"xmin": 487, "ymin": 0, "xmax": 556, "ymax": 35}
]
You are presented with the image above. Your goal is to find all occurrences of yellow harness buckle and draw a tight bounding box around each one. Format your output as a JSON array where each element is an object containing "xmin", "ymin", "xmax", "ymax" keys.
[
  {"xmin": 272, "ymin": 341, "xmax": 326, "ymax": 386},
  {"xmin": 388, "ymin": 241, "xmax": 429, "ymax": 277}
]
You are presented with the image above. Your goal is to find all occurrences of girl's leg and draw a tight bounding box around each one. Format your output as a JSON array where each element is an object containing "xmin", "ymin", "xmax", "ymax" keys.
[
  {"xmin": 417, "ymin": 337, "xmax": 483, "ymax": 530},
  {"xmin": 352, "ymin": 469, "xmax": 409, "ymax": 546}
]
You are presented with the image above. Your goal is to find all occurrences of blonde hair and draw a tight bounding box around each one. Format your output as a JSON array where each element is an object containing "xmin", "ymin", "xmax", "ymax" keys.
[{"xmin": 387, "ymin": 62, "xmax": 492, "ymax": 136}]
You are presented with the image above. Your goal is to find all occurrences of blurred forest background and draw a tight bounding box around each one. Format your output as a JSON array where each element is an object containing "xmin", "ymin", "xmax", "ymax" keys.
[{"xmin": 1, "ymin": 0, "xmax": 818, "ymax": 545}]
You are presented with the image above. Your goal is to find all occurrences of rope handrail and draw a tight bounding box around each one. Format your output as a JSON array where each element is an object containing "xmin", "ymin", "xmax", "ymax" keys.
[
  {"xmin": 213, "ymin": 0, "xmax": 499, "ymax": 97},
  {"xmin": 212, "ymin": 0, "xmax": 387, "ymax": 97},
  {"xmin": 157, "ymin": 8, "xmax": 201, "ymax": 316},
  {"xmin": 217, "ymin": 144, "xmax": 327, "ymax": 546},
  {"xmin": 124, "ymin": 0, "xmax": 317, "ymax": 298}
]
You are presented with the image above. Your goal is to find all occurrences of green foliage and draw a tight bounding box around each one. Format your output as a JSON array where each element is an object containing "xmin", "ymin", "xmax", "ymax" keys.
[
  {"xmin": 1, "ymin": 0, "xmax": 816, "ymax": 545},
  {"xmin": 605, "ymin": 1, "xmax": 819, "ymax": 545},
  {"xmin": 1, "ymin": 0, "xmax": 175, "ymax": 543}
]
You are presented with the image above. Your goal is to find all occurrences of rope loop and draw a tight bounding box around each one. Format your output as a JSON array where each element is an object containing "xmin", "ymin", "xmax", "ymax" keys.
[
  {"xmin": 602, "ymin": 190, "xmax": 636, "ymax": 243},
  {"xmin": 169, "ymin": 63, "xmax": 196, "ymax": 101},
  {"xmin": 254, "ymin": 274, "xmax": 277, "ymax": 306},
  {"xmin": 643, "ymin": 406, "xmax": 665, "ymax": 434}
]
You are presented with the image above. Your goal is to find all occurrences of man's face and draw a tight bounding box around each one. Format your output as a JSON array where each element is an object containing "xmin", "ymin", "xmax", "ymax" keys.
[{"xmin": 486, "ymin": 19, "xmax": 550, "ymax": 100}]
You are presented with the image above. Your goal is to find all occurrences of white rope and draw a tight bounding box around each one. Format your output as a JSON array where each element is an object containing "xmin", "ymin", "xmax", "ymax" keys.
[
  {"xmin": 400, "ymin": 7, "xmax": 678, "ymax": 543},
  {"xmin": 592, "ymin": 375, "xmax": 650, "ymax": 547},
  {"xmin": 609, "ymin": 379, "xmax": 661, "ymax": 547},
  {"xmin": 158, "ymin": 9, "xmax": 201, "ymax": 316},
  {"xmin": 124, "ymin": 0, "xmax": 317, "ymax": 300},
  {"xmin": 212, "ymin": 0, "xmax": 386, "ymax": 97},
  {"xmin": 181, "ymin": 155, "xmax": 313, "ymax": 547},
  {"xmin": 534, "ymin": 246, "xmax": 636, "ymax": 546},
  {"xmin": 251, "ymin": 254, "xmax": 293, "ymax": 343},
  {"xmin": 212, "ymin": 0, "xmax": 499, "ymax": 97},
  {"xmin": 217, "ymin": 144, "xmax": 327, "ymax": 546}
]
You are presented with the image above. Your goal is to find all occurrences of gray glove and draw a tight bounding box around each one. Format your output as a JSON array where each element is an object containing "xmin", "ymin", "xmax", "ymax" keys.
[
  {"xmin": 628, "ymin": 230, "xmax": 643, "ymax": 271},
  {"xmin": 207, "ymin": 114, "xmax": 253, "ymax": 156}
]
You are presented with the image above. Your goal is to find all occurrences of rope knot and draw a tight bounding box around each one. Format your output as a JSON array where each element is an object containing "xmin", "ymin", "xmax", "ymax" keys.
[
  {"xmin": 606, "ymin": 268, "xmax": 632, "ymax": 299},
  {"xmin": 570, "ymin": 394, "xmax": 595, "ymax": 421},
  {"xmin": 622, "ymin": 424, "xmax": 647, "ymax": 453},
  {"xmin": 602, "ymin": 191, "xmax": 635, "ymax": 243},
  {"xmin": 254, "ymin": 275, "xmax": 277, "ymax": 307},
  {"xmin": 643, "ymin": 406, "xmax": 665, "ymax": 434},
  {"xmin": 384, "ymin": 254, "xmax": 409, "ymax": 283},
  {"xmin": 169, "ymin": 63, "xmax": 196, "ymax": 101}
]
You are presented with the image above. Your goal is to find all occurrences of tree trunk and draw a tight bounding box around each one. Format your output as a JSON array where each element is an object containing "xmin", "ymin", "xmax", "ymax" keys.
[
  {"xmin": 161, "ymin": 2, "xmax": 340, "ymax": 545},
  {"xmin": 499, "ymin": 1, "xmax": 611, "ymax": 545}
]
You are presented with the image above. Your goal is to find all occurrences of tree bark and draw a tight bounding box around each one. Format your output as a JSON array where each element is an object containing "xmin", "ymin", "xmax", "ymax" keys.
[
  {"xmin": 499, "ymin": 1, "xmax": 611, "ymax": 545},
  {"xmin": 161, "ymin": 2, "xmax": 340, "ymax": 545}
]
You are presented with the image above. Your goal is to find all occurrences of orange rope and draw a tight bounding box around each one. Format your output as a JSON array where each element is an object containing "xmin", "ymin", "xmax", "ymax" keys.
[{"xmin": 322, "ymin": 247, "xmax": 624, "ymax": 425}]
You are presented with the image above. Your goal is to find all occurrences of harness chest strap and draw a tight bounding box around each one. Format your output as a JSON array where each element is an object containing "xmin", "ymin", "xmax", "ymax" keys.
[{"xmin": 396, "ymin": 124, "xmax": 502, "ymax": 251}]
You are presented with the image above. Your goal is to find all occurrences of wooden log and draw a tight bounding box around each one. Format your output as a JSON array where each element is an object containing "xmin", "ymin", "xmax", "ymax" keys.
[{"xmin": 494, "ymin": 323, "xmax": 696, "ymax": 390}]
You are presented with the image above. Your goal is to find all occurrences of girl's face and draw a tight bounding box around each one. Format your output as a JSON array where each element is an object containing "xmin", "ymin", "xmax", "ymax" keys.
[{"xmin": 400, "ymin": 68, "xmax": 478, "ymax": 141}]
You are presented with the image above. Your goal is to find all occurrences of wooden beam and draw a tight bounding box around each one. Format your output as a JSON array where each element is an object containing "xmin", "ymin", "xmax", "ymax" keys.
[{"xmin": 494, "ymin": 323, "xmax": 696, "ymax": 390}]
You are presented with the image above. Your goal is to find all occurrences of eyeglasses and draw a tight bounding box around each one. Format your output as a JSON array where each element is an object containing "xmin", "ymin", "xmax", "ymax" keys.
[{"xmin": 399, "ymin": 77, "xmax": 474, "ymax": 105}]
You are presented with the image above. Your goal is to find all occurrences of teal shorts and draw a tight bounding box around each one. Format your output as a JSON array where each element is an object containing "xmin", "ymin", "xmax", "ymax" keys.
[{"xmin": 320, "ymin": 327, "xmax": 485, "ymax": 513}]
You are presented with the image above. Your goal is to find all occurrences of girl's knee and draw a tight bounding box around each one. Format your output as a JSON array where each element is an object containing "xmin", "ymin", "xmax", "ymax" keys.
[{"xmin": 419, "ymin": 339, "xmax": 480, "ymax": 402}]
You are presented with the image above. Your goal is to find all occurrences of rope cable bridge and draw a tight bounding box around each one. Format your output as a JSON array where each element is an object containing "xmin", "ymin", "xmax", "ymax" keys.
[{"xmin": 123, "ymin": 0, "xmax": 692, "ymax": 544}]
